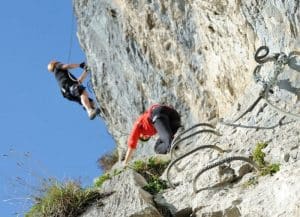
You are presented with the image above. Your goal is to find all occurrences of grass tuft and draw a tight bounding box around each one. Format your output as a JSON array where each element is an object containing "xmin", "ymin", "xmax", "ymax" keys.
[
  {"xmin": 132, "ymin": 157, "xmax": 170, "ymax": 194},
  {"xmin": 143, "ymin": 176, "xmax": 168, "ymax": 194},
  {"xmin": 93, "ymin": 173, "xmax": 111, "ymax": 188},
  {"xmin": 25, "ymin": 180, "xmax": 112, "ymax": 217},
  {"xmin": 93, "ymin": 169, "xmax": 123, "ymax": 188},
  {"xmin": 252, "ymin": 142, "xmax": 268, "ymax": 167},
  {"xmin": 252, "ymin": 142, "xmax": 280, "ymax": 176}
]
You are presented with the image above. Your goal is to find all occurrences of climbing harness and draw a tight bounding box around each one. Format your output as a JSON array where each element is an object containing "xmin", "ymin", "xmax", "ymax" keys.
[
  {"xmin": 67, "ymin": 72, "xmax": 78, "ymax": 83},
  {"xmin": 192, "ymin": 156, "xmax": 259, "ymax": 194}
]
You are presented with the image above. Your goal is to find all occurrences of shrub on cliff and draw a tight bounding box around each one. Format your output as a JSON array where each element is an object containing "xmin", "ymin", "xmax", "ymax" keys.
[
  {"xmin": 132, "ymin": 157, "xmax": 169, "ymax": 194},
  {"xmin": 252, "ymin": 142, "xmax": 280, "ymax": 176},
  {"xmin": 25, "ymin": 180, "xmax": 111, "ymax": 217},
  {"xmin": 97, "ymin": 149, "xmax": 118, "ymax": 172}
]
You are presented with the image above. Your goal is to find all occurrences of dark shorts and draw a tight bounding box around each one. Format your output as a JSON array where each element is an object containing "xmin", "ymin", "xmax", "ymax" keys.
[
  {"xmin": 151, "ymin": 106, "xmax": 181, "ymax": 132},
  {"xmin": 62, "ymin": 84, "xmax": 93, "ymax": 106},
  {"xmin": 150, "ymin": 106, "xmax": 181, "ymax": 154},
  {"xmin": 69, "ymin": 83, "xmax": 85, "ymax": 97}
]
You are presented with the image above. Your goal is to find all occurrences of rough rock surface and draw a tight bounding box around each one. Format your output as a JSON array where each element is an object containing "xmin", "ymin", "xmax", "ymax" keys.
[
  {"xmin": 74, "ymin": 0, "xmax": 300, "ymax": 216},
  {"xmin": 157, "ymin": 109, "xmax": 300, "ymax": 217},
  {"xmin": 80, "ymin": 170, "xmax": 162, "ymax": 217}
]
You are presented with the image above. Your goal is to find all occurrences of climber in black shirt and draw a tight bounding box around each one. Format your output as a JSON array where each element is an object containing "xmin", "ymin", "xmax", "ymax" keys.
[{"xmin": 47, "ymin": 60, "xmax": 100, "ymax": 120}]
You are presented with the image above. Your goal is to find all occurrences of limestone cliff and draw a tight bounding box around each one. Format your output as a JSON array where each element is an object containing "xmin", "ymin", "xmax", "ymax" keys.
[{"xmin": 74, "ymin": 0, "xmax": 300, "ymax": 216}]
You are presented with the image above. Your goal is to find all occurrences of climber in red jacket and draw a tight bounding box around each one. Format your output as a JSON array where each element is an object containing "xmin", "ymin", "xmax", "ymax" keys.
[{"xmin": 124, "ymin": 104, "xmax": 181, "ymax": 164}]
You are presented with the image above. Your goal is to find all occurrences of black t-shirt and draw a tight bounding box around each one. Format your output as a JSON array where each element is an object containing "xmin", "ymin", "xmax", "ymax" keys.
[{"xmin": 54, "ymin": 63, "xmax": 78, "ymax": 89}]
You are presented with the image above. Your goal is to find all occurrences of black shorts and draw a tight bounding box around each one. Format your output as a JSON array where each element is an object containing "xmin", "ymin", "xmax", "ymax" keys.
[
  {"xmin": 69, "ymin": 83, "xmax": 85, "ymax": 97},
  {"xmin": 150, "ymin": 106, "xmax": 181, "ymax": 154},
  {"xmin": 151, "ymin": 106, "xmax": 181, "ymax": 132},
  {"xmin": 62, "ymin": 84, "xmax": 93, "ymax": 106}
]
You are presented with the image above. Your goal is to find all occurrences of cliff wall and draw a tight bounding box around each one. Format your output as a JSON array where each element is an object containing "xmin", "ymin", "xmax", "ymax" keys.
[{"xmin": 74, "ymin": 0, "xmax": 300, "ymax": 216}]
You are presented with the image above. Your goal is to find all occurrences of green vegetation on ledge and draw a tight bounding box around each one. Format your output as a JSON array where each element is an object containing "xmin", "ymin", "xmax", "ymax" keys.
[
  {"xmin": 143, "ymin": 176, "xmax": 168, "ymax": 194},
  {"xmin": 26, "ymin": 180, "xmax": 112, "ymax": 217},
  {"xmin": 132, "ymin": 157, "xmax": 170, "ymax": 194},
  {"xmin": 243, "ymin": 142, "xmax": 280, "ymax": 188},
  {"xmin": 132, "ymin": 157, "xmax": 169, "ymax": 177},
  {"xmin": 93, "ymin": 157, "xmax": 170, "ymax": 194},
  {"xmin": 94, "ymin": 169, "xmax": 122, "ymax": 188},
  {"xmin": 252, "ymin": 142, "xmax": 280, "ymax": 176}
]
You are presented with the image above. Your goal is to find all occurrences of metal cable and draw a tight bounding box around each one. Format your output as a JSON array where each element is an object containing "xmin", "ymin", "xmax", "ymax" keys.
[
  {"xmin": 193, "ymin": 156, "xmax": 259, "ymax": 194},
  {"xmin": 263, "ymin": 86, "xmax": 300, "ymax": 121},
  {"xmin": 164, "ymin": 46, "xmax": 299, "ymax": 193},
  {"xmin": 219, "ymin": 116, "xmax": 289, "ymax": 130},
  {"xmin": 221, "ymin": 95, "xmax": 263, "ymax": 124},
  {"xmin": 171, "ymin": 129, "xmax": 222, "ymax": 160},
  {"xmin": 167, "ymin": 144, "xmax": 226, "ymax": 188},
  {"xmin": 253, "ymin": 46, "xmax": 300, "ymax": 121},
  {"xmin": 172, "ymin": 123, "xmax": 216, "ymax": 144},
  {"xmin": 67, "ymin": 7, "xmax": 75, "ymax": 63}
]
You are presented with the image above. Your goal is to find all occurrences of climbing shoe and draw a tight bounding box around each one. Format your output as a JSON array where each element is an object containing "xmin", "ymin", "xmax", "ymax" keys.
[{"xmin": 88, "ymin": 108, "xmax": 100, "ymax": 120}]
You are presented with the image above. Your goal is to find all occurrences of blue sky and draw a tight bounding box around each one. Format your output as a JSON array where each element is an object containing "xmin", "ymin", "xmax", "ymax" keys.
[{"xmin": 0, "ymin": 1, "xmax": 116, "ymax": 216}]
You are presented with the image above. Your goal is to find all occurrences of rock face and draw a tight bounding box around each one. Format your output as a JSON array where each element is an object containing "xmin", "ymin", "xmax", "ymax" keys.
[
  {"xmin": 74, "ymin": 0, "xmax": 300, "ymax": 216},
  {"xmin": 80, "ymin": 170, "xmax": 162, "ymax": 217},
  {"xmin": 157, "ymin": 115, "xmax": 300, "ymax": 217}
]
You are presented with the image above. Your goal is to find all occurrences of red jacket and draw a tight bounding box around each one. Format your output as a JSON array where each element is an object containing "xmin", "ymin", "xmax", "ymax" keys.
[{"xmin": 127, "ymin": 105, "xmax": 159, "ymax": 149}]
